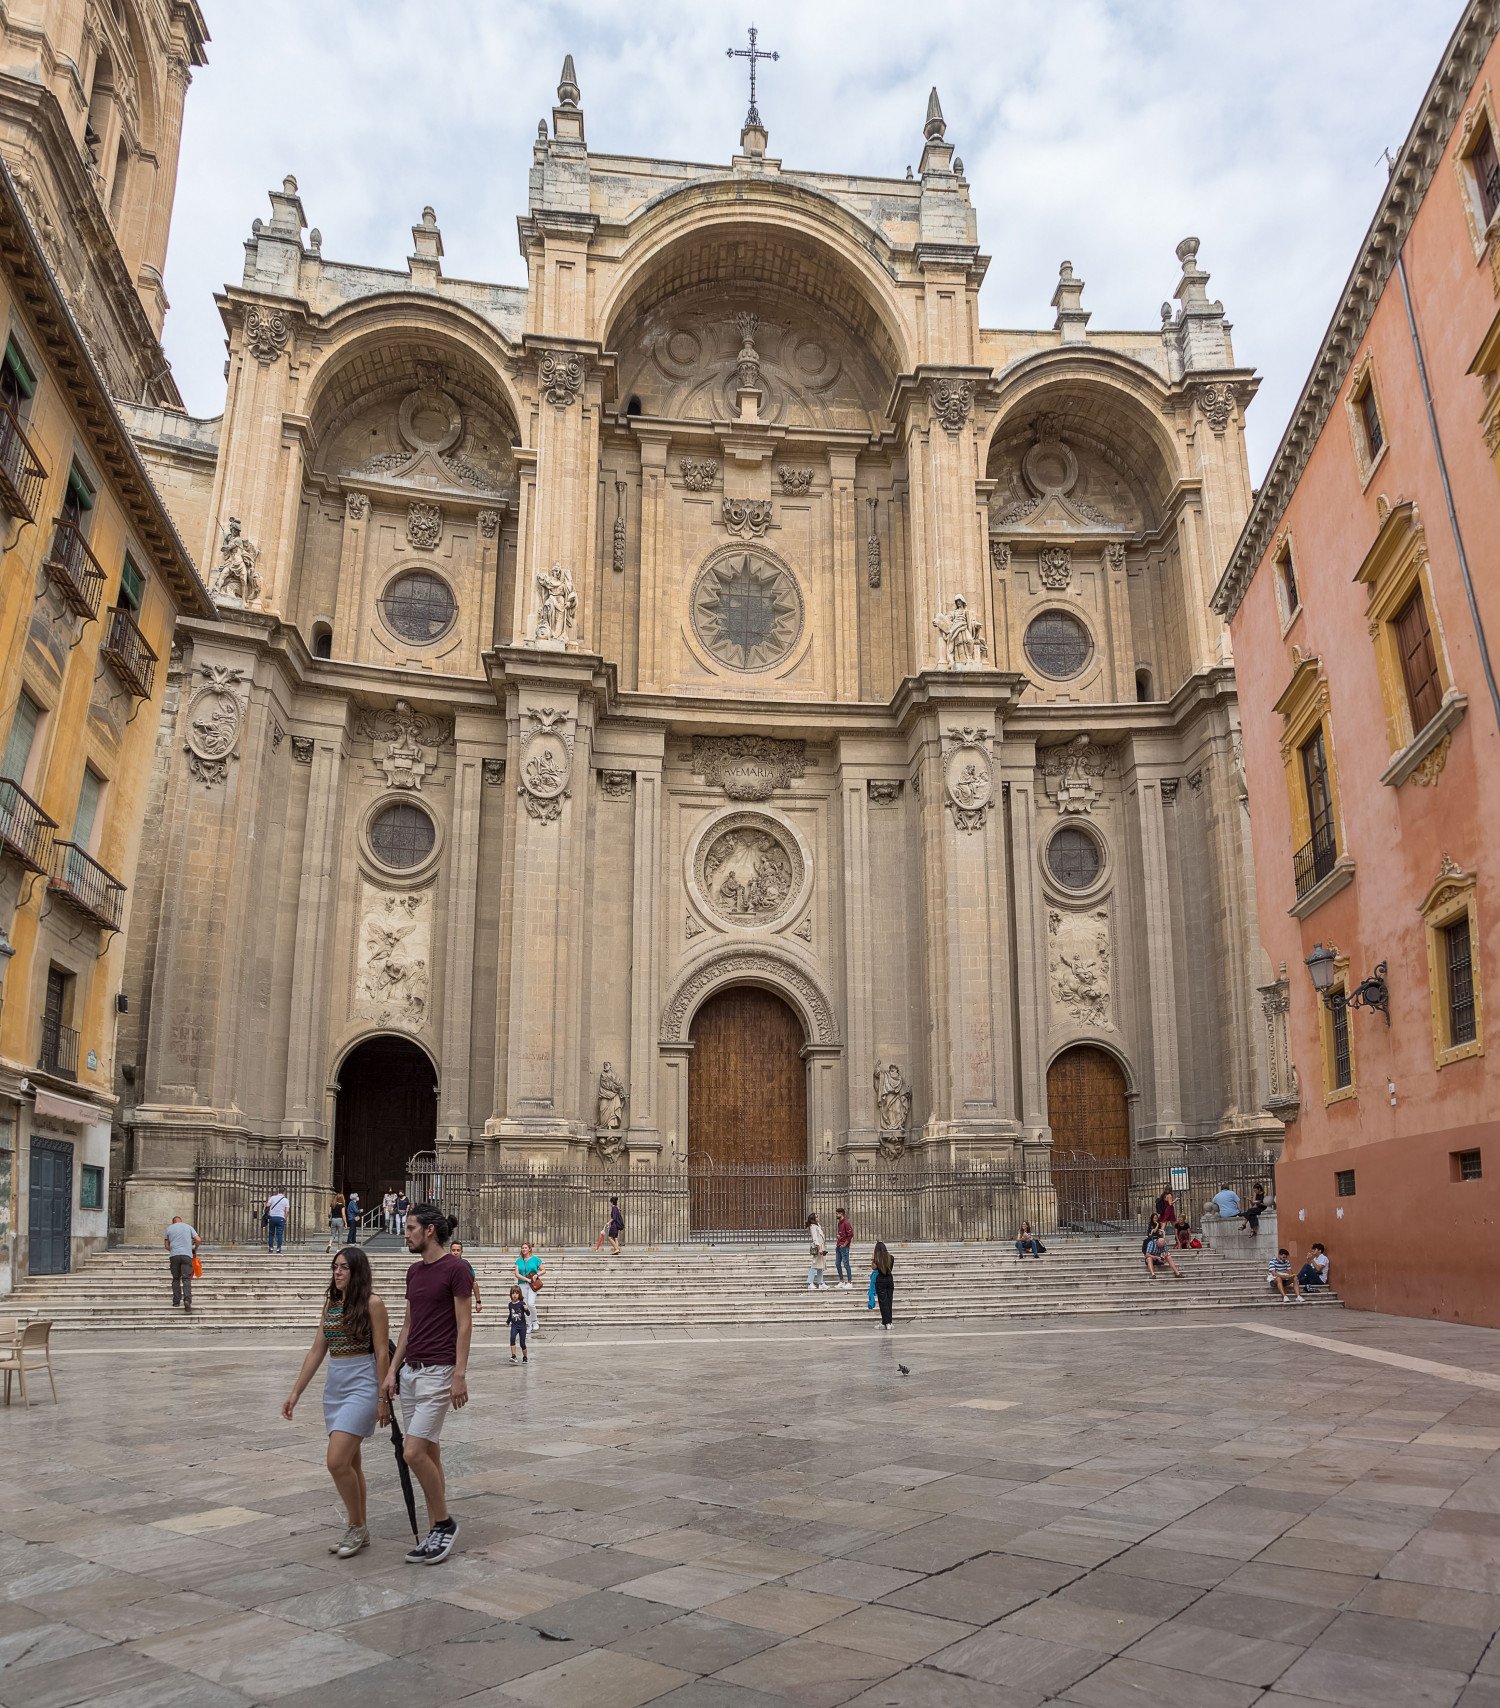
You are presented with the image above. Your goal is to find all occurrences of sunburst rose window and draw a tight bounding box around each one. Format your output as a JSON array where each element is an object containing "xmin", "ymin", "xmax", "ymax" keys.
[{"xmin": 691, "ymin": 551, "xmax": 804, "ymax": 672}]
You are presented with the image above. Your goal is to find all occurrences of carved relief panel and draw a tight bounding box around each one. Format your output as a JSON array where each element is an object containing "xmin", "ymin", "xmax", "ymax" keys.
[
  {"xmin": 1047, "ymin": 906, "xmax": 1112, "ymax": 1030},
  {"xmin": 353, "ymin": 886, "xmax": 433, "ymax": 1031}
]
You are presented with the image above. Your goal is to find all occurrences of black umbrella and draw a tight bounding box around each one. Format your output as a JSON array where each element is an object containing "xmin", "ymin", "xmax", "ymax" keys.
[{"xmin": 385, "ymin": 1339, "xmax": 420, "ymax": 1542}]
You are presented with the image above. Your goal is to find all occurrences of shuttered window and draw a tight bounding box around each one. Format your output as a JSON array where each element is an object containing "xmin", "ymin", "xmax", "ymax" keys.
[
  {"xmin": 1393, "ymin": 587, "xmax": 1443, "ymax": 733},
  {"xmin": 2, "ymin": 690, "xmax": 42, "ymax": 785},
  {"xmin": 1475, "ymin": 119, "xmax": 1500, "ymax": 225}
]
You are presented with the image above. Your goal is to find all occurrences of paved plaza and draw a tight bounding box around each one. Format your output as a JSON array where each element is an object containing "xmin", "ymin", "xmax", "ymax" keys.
[{"xmin": 2, "ymin": 1311, "xmax": 1500, "ymax": 1708}]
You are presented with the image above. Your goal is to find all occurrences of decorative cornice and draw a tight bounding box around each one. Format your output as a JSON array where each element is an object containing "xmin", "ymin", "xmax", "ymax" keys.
[{"xmin": 1214, "ymin": 1, "xmax": 1499, "ymax": 619}]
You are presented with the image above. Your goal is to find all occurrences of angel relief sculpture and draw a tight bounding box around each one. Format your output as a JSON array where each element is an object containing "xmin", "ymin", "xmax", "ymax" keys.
[{"xmin": 532, "ymin": 563, "xmax": 577, "ymax": 647}]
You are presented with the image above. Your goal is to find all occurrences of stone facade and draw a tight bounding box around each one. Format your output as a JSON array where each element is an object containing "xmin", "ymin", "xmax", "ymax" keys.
[{"xmin": 118, "ymin": 67, "xmax": 1280, "ymax": 1233}]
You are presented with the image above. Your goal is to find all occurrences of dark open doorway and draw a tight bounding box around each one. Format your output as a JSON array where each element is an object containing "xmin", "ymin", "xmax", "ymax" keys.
[{"xmin": 334, "ymin": 1035, "xmax": 436, "ymax": 1205}]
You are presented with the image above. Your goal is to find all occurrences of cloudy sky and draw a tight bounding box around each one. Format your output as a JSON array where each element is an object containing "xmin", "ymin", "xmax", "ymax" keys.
[{"xmin": 162, "ymin": 0, "xmax": 1461, "ymax": 479}]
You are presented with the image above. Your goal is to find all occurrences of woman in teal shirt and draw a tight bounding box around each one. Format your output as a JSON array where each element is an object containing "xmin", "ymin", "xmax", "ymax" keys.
[{"xmin": 515, "ymin": 1241, "xmax": 544, "ymax": 1336}]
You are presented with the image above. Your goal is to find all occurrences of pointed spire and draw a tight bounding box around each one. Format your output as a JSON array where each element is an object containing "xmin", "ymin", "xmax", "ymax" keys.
[
  {"xmin": 924, "ymin": 87, "xmax": 946, "ymax": 143},
  {"xmin": 1051, "ymin": 260, "xmax": 1090, "ymax": 342},
  {"xmin": 919, "ymin": 87, "xmax": 954, "ymax": 177},
  {"xmin": 552, "ymin": 54, "xmax": 585, "ymax": 145},
  {"xmin": 557, "ymin": 54, "xmax": 580, "ymax": 108}
]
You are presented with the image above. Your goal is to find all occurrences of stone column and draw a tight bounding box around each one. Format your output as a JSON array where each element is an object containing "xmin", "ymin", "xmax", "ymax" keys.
[
  {"xmin": 332, "ymin": 492, "xmax": 371, "ymax": 658},
  {"xmin": 1130, "ymin": 768, "xmax": 1183, "ymax": 1141},
  {"xmin": 828, "ymin": 449, "xmax": 860, "ymax": 700},
  {"xmin": 626, "ymin": 733, "xmax": 666, "ymax": 1159},
  {"xmin": 634, "ymin": 432, "xmax": 670, "ymax": 689},
  {"xmin": 901, "ymin": 370, "xmax": 990, "ymax": 672},
  {"xmin": 137, "ymin": 52, "xmax": 193, "ymax": 332},
  {"xmin": 999, "ymin": 739, "xmax": 1050, "ymax": 1141},
  {"xmin": 437, "ymin": 724, "xmax": 485, "ymax": 1144},
  {"xmin": 836, "ymin": 745, "xmax": 879, "ymax": 1152},
  {"xmin": 1102, "ymin": 541, "xmax": 1134, "ymax": 700},
  {"xmin": 282, "ymin": 719, "xmax": 349, "ymax": 1138},
  {"xmin": 518, "ymin": 340, "xmax": 599, "ymax": 648}
]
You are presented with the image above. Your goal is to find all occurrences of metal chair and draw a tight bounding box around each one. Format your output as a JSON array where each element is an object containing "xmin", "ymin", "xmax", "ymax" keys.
[{"xmin": 0, "ymin": 1319, "xmax": 57, "ymax": 1406}]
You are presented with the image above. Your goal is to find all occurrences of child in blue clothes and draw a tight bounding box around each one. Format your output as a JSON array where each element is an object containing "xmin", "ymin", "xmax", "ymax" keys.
[{"xmin": 507, "ymin": 1286, "xmax": 529, "ymax": 1362}]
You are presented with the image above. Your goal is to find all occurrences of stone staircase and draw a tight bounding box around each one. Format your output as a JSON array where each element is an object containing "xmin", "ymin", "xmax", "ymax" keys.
[{"xmin": 6, "ymin": 1239, "xmax": 1340, "ymax": 1332}]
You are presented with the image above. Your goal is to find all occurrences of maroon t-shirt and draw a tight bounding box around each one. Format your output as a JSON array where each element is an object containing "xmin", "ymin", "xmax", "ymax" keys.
[{"xmin": 404, "ymin": 1252, "xmax": 472, "ymax": 1365}]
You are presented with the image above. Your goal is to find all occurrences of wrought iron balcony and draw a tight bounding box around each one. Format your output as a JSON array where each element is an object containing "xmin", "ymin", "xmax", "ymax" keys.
[
  {"xmin": 0, "ymin": 777, "xmax": 57, "ymax": 876},
  {"xmin": 0, "ymin": 401, "xmax": 45, "ymax": 522},
  {"xmin": 49, "ymin": 839, "xmax": 125, "ymax": 932},
  {"xmin": 38, "ymin": 1015, "xmax": 79, "ymax": 1081},
  {"xmin": 1292, "ymin": 818, "xmax": 1338, "ymax": 900},
  {"xmin": 100, "ymin": 605, "xmax": 157, "ymax": 700},
  {"xmin": 42, "ymin": 519, "xmax": 107, "ymax": 620}
]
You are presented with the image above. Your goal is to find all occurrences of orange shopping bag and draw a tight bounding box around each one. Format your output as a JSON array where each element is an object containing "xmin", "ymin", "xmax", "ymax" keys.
[{"xmin": 191, "ymin": 1254, "xmax": 203, "ymax": 1279}]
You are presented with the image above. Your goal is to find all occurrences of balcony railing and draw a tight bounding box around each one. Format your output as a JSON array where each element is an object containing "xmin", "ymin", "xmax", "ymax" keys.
[
  {"xmin": 100, "ymin": 605, "xmax": 156, "ymax": 700},
  {"xmin": 1293, "ymin": 817, "xmax": 1338, "ymax": 900},
  {"xmin": 42, "ymin": 519, "xmax": 107, "ymax": 620},
  {"xmin": 0, "ymin": 777, "xmax": 57, "ymax": 876},
  {"xmin": 49, "ymin": 839, "xmax": 125, "ymax": 932},
  {"xmin": 38, "ymin": 1016, "xmax": 79, "ymax": 1081},
  {"xmin": 0, "ymin": 401, "xmax": 46, "ymax": 522}
]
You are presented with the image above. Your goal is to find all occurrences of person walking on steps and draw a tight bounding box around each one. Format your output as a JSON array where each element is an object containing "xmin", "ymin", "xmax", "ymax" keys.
[
  {"xmin": 282, "ymin": 1245, "xmax": 390, "ymax": 1558},
  {"xmin": 515, "ymin": 1241, "xmax": 544, "ymax": 1337},
  {"xmin": 265, "ymin": 1188, "xmax": 289, "ymax": 1254},
  {"xmin": 806, "ymin": 1214, "xmax": 829, "ymax": 1291},
  {"xmin": 383, "ymin": 1203, "xmax": 472, "ymax": 1564},
  {"xmin": 326, "ymin": 1193, "xmax": 346, "ymax": 1255},
  {"xmin": 595, "ymin": 1196, "xmax": 624, "ymax": 1255},
  {"xmin": 345, "ymin": 1191, "xmax": 362, "ymax": 1246},
  {"xmin": 507, "ymin": 1287, "xmax": 529, "ymax": 1363},
  {"xmin": 870, "ymin": 1241, "xmax": 895, "ymax": 1328},
  {"xmin": 834, "ymin": 1207, "xmax": 854, "ymax": 1288},
  {"xmin": 164, "ymin": 1215, "xmax": 200, "ymax": 1312}
]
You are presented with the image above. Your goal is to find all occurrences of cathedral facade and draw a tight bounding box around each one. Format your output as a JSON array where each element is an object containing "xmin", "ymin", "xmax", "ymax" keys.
[{"xmin": 119, "ymin": 64, "xmax": 1281, "ymax": 1236}]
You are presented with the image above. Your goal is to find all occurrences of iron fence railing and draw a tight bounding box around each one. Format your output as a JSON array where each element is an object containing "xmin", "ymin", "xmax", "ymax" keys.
[
  {"xmin": 101, "ymin": 605, "xmax": 157, "ymax": 700},
  {"xmin": 49, "ymin": 839, "xmax": 126, "ymax": 931},
  {"xmin": 0, "ymin": 776, "xmax": 57, "ymax": 875},
  {"xmin": 0, "ymin": 400, "xmax": 46, "ymax": 522},
  {"xmin": 42, "ymin": 519, "xmax": 107, "ymax": 620},
  {"xmin": 1292, "ymin": 817, "xmax": 1338, "ymax": 899},
  {"xmin": 194, "ymin": 1155, "xmax": 323, "ymax": 1247},
  {"xmin": 37, "ymin": 1015, "xmax": 79, "ymax": 1080}
]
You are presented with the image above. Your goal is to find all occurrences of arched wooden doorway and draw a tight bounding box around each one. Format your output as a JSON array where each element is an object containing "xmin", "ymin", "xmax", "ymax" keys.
[
  {"xmin": 1047, "ymin": 1045, "xmax": 1130, "ymax": 1224},
  {"xmin": 688, "ymin": 986, "xmax": 807, "ymax": 1231},
  {"xmin": 334, "ymin": 1036, "xmax": 436, "ymax": 1205}
]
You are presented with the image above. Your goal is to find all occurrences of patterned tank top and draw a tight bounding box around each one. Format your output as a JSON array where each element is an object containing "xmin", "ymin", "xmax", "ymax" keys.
[{"xmin": 321, "ymin": 1300, "xmax": 373, "ymax": 1358}]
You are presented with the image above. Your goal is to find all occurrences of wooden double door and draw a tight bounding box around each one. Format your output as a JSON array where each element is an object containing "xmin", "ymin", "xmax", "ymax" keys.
[
  {"xmin": 688, "ymin": 986, "xmax": 807, "ymax": 1231},
  {"xmin": 1046, "ymin": 1045, "xmax": 1130, "ymax": 1225},
  {"xmin": 335, "ymin": 1036, "xmax": 436, "ymax": 1204}
]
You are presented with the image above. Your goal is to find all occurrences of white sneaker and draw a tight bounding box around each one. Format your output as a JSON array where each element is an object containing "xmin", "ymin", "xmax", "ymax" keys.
[
  {"xmin": 337, "ymin": 1525, "xmax": 370, "ymax": 1559},
  {"xmin": 1294, "ymin": 1295, "xmax": 1306, "ymax": 1304},
  {"xmin": 1281, "ymin": 1295, "xmax": 1291, "ymax": 1305},
  {"xmin": 330, "ymin": 1524, "xmax": 362, "ymax": 1555},
  {"xmin": 807, "ymin": 1283, "xmax": 817, "ymax": 1291}
]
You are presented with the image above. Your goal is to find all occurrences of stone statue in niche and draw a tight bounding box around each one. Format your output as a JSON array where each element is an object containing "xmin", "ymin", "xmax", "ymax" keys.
[
  {"xmin": 874, "ymin": 1063, "xmax": 911, "ymax": 1158},
  {"xmin": 1047, "ymin": 907, "xmax": 1111, "ymax": 1028},
  {"xmin": 210, "ymin": 517, "xmax": 261, "ymax": 607},
  {"xmin": 531, "ymin": 563, "xmax": 577, "ymax": 648},
  {"xmin": 933, "ymin": 595, "xmax": 987, "ymax": 669},
  {"xmin": 596, "ymin": 1062, "xmax": 628, "ymax": 1135}
]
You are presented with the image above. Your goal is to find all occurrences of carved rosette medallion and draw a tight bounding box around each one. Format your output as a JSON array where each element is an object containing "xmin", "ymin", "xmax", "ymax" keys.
[
  {"xmin": 244, "ymin": 305, "xmax": 291, "ymax": 365},
  {"xmin": 692, "ymin": 811, "xmax": 805, "ymax": 930},
  {"xmin": 517, "ymin": 706, "xmax": 574, "ymax": 823},
  {"xmin": 1038, "ymin": 545, "xmax": 1072, "ymax": 591},
  {"xmin": 679, "ymin": 459, "xmax": 719, "ymax": 493},
  {"xmin": 354, "ymin": 887, "xmax": 432, "ymax": 1029},
  {"xmin": 183, "ymin": 663, "xmax": 248, "ymax": 788},
  {"xmin": 406, "ymin": 502, "xmax": 442, "ymax": 551},
  {"xmin": 941, "ymin": 725, "xmax": 994, "ymax": 833},
  {"xmin": 538, "ymin": 349, "xmax": 586, "ymax": 408},
  {"xmin": 928, "ymin": 378, "xmax": 975, "ymax": 434},
  {"xmin": 722, "ymin": 497, "xmax": 773, "ymax": 539},
  {"xmin": 691, "ymin": 734, "xmax": 807, "ymax": 801}
]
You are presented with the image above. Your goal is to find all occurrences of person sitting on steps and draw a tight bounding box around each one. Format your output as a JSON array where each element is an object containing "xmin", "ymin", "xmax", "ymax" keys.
[
  {"xmin": 1266, "ymin": 1248, "xmax": 1305, "ymax": 1303},
  {"xmin": 1015, "ymin": 1222, "xmax": 1044, "ymax": 1258}
]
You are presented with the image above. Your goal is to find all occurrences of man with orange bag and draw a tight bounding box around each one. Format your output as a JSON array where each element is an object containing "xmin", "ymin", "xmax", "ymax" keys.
[{"xmin": 164, "ymin": 1215, "xmax": 201, "ymax": 1313}]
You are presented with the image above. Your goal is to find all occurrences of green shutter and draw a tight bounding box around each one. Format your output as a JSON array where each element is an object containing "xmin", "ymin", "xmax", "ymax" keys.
[
  {"xmin": 120, "ymin": 555, "xmax": 144, "ymax": 612},
  {"xmin": 2, "ymin": 691, "xmax": 42, "ymax": 784},
  {"xmin": 2, "ymin": 338, "xmax": 36, "ymax": 400},
  {"xmin": 73, "ymin": 766, "xmax": 104, "ymax": 850}
]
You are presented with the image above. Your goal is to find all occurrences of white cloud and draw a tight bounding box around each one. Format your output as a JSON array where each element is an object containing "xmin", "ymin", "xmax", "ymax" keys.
[{"xmin": 163, "ymin": 0, "xmax": 1462, "ymax": 477}]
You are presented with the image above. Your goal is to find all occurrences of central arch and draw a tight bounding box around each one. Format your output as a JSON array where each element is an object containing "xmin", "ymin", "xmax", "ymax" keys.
[
  {"xmin": 1047, "ymin": 1044, "xmax": 1131, "ymax": 1226},
  {"xmin": 334, "ymin": 1035, "xmax": 437, "ymax": 1207}
]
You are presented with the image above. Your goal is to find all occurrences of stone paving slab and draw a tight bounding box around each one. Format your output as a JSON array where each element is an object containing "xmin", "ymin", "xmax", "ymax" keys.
[{"xmin": 1, "ymin": 1309, "xmax": 1499, "ymax": 1706}]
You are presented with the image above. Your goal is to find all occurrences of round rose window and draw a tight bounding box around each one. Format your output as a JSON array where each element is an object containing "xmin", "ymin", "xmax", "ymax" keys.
[
  {"xmin": 1024, "ymin": 610, "xmax": 1093, "ymax": 680},
  {"xmin": 1047, "ymin": 826, "xmax": 1102, "ymax": 890},
  {"xmin": 368, "ymin": 801, "xmax": 436, "ymax": 870},
  {"xmin": 691, "ymin": 550, "xmax": 804, "ymax": 673}
]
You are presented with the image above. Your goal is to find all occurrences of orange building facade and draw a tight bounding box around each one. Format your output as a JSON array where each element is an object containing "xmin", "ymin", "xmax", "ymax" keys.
[{"xmin": 1216, "ymin": 1, "xmax": 1500, "ymax": 1326}]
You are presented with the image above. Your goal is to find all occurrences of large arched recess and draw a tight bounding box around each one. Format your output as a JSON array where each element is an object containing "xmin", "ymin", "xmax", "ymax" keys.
[{"xmin": 332, "ymin": 1033, "xmax": 438, "ymax": 1202}]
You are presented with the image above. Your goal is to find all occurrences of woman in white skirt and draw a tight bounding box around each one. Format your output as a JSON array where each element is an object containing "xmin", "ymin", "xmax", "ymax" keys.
[{"xmin": 282, "ymin": 1245, "xmax": 390, "ymax": 1557}]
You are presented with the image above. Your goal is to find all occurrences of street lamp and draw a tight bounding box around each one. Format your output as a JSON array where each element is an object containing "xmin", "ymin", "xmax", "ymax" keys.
[{"xmin": 1303, "ymin": 943, "xmax": 1390, "ymax": 1026}]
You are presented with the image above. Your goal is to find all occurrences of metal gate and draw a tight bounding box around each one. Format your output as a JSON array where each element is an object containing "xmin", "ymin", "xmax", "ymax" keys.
[
  {"xmin": 28, "ymin": 1136, "xmax": 73, "ymax": 1274},
  {"xmin": 193, "ymin": 1155, "xmax": 317, "ymax": 1246}
]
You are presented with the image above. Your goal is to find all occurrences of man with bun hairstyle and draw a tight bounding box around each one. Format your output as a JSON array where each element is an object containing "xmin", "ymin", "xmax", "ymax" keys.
[{"xmin": 383, "ymin": 1202, "xmax": 472, "ymax": 1562}]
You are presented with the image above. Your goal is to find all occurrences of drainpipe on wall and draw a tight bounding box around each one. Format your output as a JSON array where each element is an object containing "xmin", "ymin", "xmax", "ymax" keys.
[{"xmin": 1393, "ymin": 247, "xmax": 1500, "ymax": 736}]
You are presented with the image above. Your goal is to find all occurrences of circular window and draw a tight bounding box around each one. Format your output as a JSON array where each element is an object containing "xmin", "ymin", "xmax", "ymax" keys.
[
  {"xmin": 1047, "ymin": 827, "xmax": 1102, "ymax": 891},
  {"xmin": 1024, "ymin": 610, "xmax": 1093, "ymax": 679},
  {"xmin": 380, "ymin": 571, "xmax": 456, "ymax": 644},
  {"xmin": 368, "ymin": 801, "xmax": 436, "ymax": 870},
  {"xmin": 690, "ymin": 550, "xmax": 804, "ymax": 673}
]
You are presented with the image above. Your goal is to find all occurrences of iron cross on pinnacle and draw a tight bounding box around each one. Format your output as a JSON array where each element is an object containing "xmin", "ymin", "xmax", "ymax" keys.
[{"xmin": 727, "ymin": 25, "xmax": 778, "ymax": 128}]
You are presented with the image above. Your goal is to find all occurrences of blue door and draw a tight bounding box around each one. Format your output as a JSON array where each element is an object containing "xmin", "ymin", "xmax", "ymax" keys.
[{"xmin": 28, "ymin": 1136, "xmax": 72, "ymax": 1275}]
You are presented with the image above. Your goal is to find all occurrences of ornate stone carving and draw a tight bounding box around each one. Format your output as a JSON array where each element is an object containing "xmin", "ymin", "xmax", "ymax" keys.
[
  {"xmin": 482, "ymin": 757, "xmax": 505, "ymax": 786},
  {"xmin": 270, "ymin": 719, "xmax": 286, "ymax": 753},
  {"xmin": 685, "ymin": 913, "xmax": 706, "ymax": 939},
  {"xmin": 210, "ymin": 517, "xmax": 261, "ymax": 607},
  {"xmin": 722, "ymin": 497, "xmax": 773, "ymax": 538},
  {"xmin": 595, "ymin": 1061, "xmax": 628, "ymax": 1142},
  {"xmin": 933, "ymin": 595, "xmax": 988, "ymax": 668},
  {"xmin": 928, "ymin": 378, "xmax": 974, "ymax": 433},
  {"xmin": 793, "ymin": 917, "xmax": 812, "ymax": 943},
  {"xmin": 1196, "ymin": 381, "xmax": 1237, "ymax": 433},
  {"xmin": 345, "ymin": 491, "xmax": 369, "ymax": 522},
  {"xmin": 1048, "ymin": 906, "xmax": 1111, "ymax": 1027},
  {"xmin": 777, "ymin": 466, "xmax": 813, "ymax": 496},
  {"xmin": 612, "ymin": 481, "xmax": 626, "ymax": 573},
  {"xmin": 694, "ymin": 812, "xmax": 802, "ymax": 927},
  {"xmin": 1104, "ymin": 541, "xmax": 1127, "ymax": 570},
  {"xmin": 531, "ymin": 563, "xmax": 578, "ymax": 648},
  {"xmin": 1041, "ymin": 735, "xmax": 1115, "ymax": 815},
  {"xmin": 874, "ymin": 1062, "xmax": 911, "ymax": 1158},
  {"xmin": 867, "ymin": 496, "xmax": 881, "ymax": 589},
  {"xmin": 517, "ymin": 706, "xmax": 574, "ymax": 822},
  {"xmin": 183, "ymin": 663, "xmax": 247, "ymax": 788},
  {"xmin": 406, "ymin": 502, "xmax": 442, "ymax": 551},
  {"xmin": 990, "ymin": 540, "xmax": 1011, "ymax": 572},
  {"xmin": 691, "ymin": 735, "xmax": 806, "ymax": 800},
  {"xmin": 290, "ymin": 737, "xmax": 314, "ymax": 764},
  {"xmin": 1038, "ymin": 545, "xmax": 1072, "ymax": 591},
  {"xmin": 679, "ymin": 458, "xmax": 719, "ymax": 492},
  {"xmin": 243, "ymin": 305, "xmax": 290, "ymax": 365},
  {"xmin": 867, "ymin": 779, "xmax": 903, "ymax": 806},
  {"xmin": 733, "ymin": 312, "xmax": 763, "ymax": 393},
  {"xmin": 1160, "ymin": 778, "xmax": 1180, "ymax": 803},
  {"xmin": 478, "ymin": 509, "xmax": 501, "ymax": 540},
  {"xmin": 1411, "ymin": 732, "xmax": 1451, "ymax": 785},
  {"xmin": 941, "ymin": 726, "xmax": 994, "ymax": 833},
  {"xmin": 1260, "ymin": 963, "xmax": 1299, "ymax": 1121},
  {"xmin": 600, "ymin": 769, "xmax": 634, "ymax": 798},
  {"xmin": 354, "ymin": 888, "xmax": 431, "ymax": 1029},
  {"xmin": 358, "ymin": 699, "xmax": 451, "ymax": 791},
  {"xmin": 539, "ymin": 348, "xmax": 586, "ymax": 408},
  {"xmin": 660, "ymin": 948, "xmax": 839, "ymax": 1045}
]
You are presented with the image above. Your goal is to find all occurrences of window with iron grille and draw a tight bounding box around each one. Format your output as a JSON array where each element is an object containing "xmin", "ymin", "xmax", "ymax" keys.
[
  {"xmin": 1046, "ymin": 827, "xmax": 1102, "ymax": 891},
  {"xmin": 1334, "ymin": 1168, "xmax": 1356, "ymax": 1197},
  {"xmin": 1445, "ymin": 914, "xmax": 1477, "ymax": 1047},
  {"xmin": 1023, "ymin": 610, "xmax": 1092, "ymax": 679},
  {"xmin": 379, "ymin": 571, "xmax": 456, "ymax": 643},
  {"xmin": 1473, "ymin": 118, "xmax": 1500, "ymax": 226},
  {"xmin": 1357, "ymin": 382, "xmax": 1384, "ymax": 462},
  {"xmin": 1330, "ymin": 993, "xmax": 1352, "ymax": 1090},
  {"xmin": 1452, "ymin": 1149, "xmax": 1482, "ymax": 1182},
  {"xmin": 368, "ymin": 801, "xmax": 436, "ymax": 870}
]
